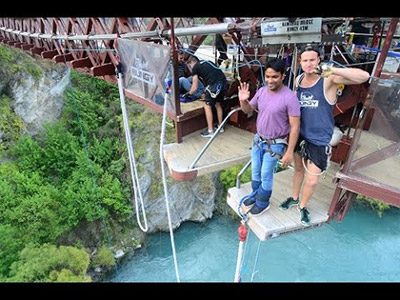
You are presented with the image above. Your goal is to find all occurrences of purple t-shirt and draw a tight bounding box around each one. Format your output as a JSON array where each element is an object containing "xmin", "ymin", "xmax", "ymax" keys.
[{"xmin": 249, "ymin": 86, "xmax": 300, "ymax": 139}]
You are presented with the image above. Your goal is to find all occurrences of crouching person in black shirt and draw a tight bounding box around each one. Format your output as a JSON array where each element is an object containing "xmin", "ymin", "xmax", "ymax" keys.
[
  {"xmin": 186, "ymin": 55, "xmax": 227, "ymax": 138},
  {"xmin": 178, "ymin": 50, "xmax": 205, "ymax": 100}
]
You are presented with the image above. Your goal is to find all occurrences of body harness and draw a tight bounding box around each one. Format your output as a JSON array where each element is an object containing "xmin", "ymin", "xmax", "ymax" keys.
[
  {"xmin": 205, "ymin": 82, "xmax": 224, "ymax": 98},
  {"xmin": 237, "ymin": 134, "xmax": 288, "ymax": 221},
  {"xmin": 298, "ymin": 139, "xmax": 332, "ymax": 176},
  {"xmin": 254, "ymin": 134, "xmax": 288, "ymax": 160}
]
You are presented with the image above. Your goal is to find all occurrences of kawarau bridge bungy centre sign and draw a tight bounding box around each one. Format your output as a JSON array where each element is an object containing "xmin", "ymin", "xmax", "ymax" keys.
[{"xmin": 261, "ymin": 18, "xmax": 322, "ymax": 44}]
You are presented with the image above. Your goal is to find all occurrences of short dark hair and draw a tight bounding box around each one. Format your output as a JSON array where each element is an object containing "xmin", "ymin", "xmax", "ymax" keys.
[
  {"xmin": 299, "ymin": 44, "xmax": 321, "ymax": 57},
  {"xmin": 265, "ymin": 58, "xmax": 286, "ymax": 74},
  {"xmin": 186, "ymin": 55, "xmax": 199, "ymax": 64}
]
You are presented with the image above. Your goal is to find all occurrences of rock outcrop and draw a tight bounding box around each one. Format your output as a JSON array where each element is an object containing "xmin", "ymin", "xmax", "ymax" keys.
[{"xmin": 11, "ymin": 67, "xmax": 69, "ymax": 135}]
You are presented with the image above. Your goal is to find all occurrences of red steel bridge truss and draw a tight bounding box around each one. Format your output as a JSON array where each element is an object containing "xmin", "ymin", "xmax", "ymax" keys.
[{"xmin": 0, "ymin": 17, "xmax": 260, "ymax": 83}]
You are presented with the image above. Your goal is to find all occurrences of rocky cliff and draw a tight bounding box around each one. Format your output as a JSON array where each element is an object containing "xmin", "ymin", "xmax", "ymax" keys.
[
  {"xmin": 0, "ymin": 47, "xmax": 69, "ymax": 137},
  {"xmin": 11, "ymin": 67, "xmax": 69, "ymax": 136},
  {"xmin": 0, "ymin": 44, "xmax": 223, "ymax": 234}
]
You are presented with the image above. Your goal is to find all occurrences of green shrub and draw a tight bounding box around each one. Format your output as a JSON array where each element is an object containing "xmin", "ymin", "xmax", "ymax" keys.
[
  {"xmin": 0, "ymin": 95, "xmax": 24, "ymax": 152},
  {"xmin": 356, "ymin": 194, "xmax": 391, "ymax": 217},
  {"xmin": 8, "ymin": 243, "xmax": 91, "ymax": 282},
  {"xmin": 91, "ymin": 245, "xmax": 116, "ymax": 269},
  {"xmin": 219, "ymin": 163, "xmax": 252, "ymax": 192}
]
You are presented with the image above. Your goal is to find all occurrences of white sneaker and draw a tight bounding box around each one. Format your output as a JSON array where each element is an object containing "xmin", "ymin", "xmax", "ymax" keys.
[
  {"xmin": 201, "ymin": 129, "xmax": 214, "ymax": 138},
  {"xmin": 214, "ymin": 125, "xmax": 224, "ymax": 133}
]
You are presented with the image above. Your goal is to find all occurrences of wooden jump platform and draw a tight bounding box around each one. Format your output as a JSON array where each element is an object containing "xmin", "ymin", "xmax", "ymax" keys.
[
  {"xmin": 163, "ymin": 124, "xmax": 254, "ymax": 181},
  {"xmin": 227, "ymin": 162, "xmax": 341, "ymax": 241}
]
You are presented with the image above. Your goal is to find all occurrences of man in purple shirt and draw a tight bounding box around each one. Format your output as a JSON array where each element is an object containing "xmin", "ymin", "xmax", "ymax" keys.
[{"xmin": 238, "ymin": 58, "xmax": 301, "ymax": 216}]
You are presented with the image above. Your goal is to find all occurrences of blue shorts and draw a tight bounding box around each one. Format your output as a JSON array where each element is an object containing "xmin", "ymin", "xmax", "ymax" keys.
[{"xmin": 205, "ymin": 81, "xmax": 227, "ymax": 106}]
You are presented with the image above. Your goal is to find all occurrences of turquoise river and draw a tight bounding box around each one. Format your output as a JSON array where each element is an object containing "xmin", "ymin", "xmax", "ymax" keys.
[{"xmin": 107, "ymin": 202, "xmax": 400, "ymax": 282}]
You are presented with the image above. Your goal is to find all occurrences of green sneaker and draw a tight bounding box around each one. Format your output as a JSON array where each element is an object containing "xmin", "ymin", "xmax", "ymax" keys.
[
  {"xmin": 279, "ymin": 197, "xmax": 299, "ymax": 211},
  {"xmin": 298, "ymin": 206, "xmax": 310, "ymax": 226}
]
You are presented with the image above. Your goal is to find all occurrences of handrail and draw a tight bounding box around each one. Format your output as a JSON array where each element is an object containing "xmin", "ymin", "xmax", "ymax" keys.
[
  {"xmin": 236, "ymin": 158, "xmax": 252, "ymax": 189},
  {"xmin": 189, "ymin": 106, "xmax": 242, "ymax": 169}
]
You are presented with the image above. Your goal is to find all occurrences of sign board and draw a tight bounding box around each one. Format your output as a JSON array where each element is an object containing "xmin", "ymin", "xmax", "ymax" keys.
[
  {"xmin": 261, "ymin": 18, "xmax": 322, "ymax": 44},
  {"xmin": 117, "ymin": 38, "xmax": 175, "ymax": 109},
  {"xmin": 130, "ymin": 57, "xmax": 156, "ymax": 86}
]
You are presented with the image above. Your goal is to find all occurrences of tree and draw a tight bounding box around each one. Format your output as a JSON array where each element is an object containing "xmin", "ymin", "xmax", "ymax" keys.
[{"xmin": 8, "ymin": 243, "xmax": 91, "ymax": 282}]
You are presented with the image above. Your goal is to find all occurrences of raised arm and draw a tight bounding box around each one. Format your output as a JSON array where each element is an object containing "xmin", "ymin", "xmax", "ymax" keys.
[
  {"xmin": 238, "ymin": 82, "xmax": 255, "ymax": 114},
  {"xmin": 330, "ymin": 67, "xmax": 370, "ymax": 85},
  {"xmin": 319, "ymin": 65, "xmax": 370, "ymax": 85}
]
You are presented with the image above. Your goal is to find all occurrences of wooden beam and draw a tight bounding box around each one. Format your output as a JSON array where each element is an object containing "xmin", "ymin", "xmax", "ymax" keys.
[
  {"xmin": 69, "ymin": 56, "xmax": 93, "ymax": 68},
  {"xmin": 14, "ymin": 42, "xmax": 24, "ymax": 48},
  {"xmin": 336, "ymin": 173, "xmax": 400, "ymax": 208},
  {"xmin": 350, "ymin": 142, "xmax": 400, "ymax": 172},
  {"xmin": 91, "ymin": 63, "xmax": 115, "ymax": 77},
  {"xmin": 336, "ymin": 191, "xmax": 357, "ymax": 222},
  {"xmin": 30, "ymin": 46, "xmax": 44, "ymax": 55},
  {"xmin": 170, "ymin": 168, "xmax": 198, "ymax": 182},
  {"xmin": 22, "ymin": 44, "xmax": 34, "ymax": 50},
  {"xmin": 41, "ymin": 49, "xmax": 58, "ymax": 59},
  {"xmin": 53, "ymin": 53, "xmax": 73, "ymax": 63}
]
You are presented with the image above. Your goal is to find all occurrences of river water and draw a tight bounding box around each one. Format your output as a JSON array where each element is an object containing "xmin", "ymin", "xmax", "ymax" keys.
[{"xmin": 108, "ymin": 202, "xmax": 400, "ymax": 282}]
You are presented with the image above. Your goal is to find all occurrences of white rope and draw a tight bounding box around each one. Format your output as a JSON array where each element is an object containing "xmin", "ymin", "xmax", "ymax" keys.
[
  {"xmin": 302, "ymin": 157, "xmax": 327, "ymax": 177},
  {"xmin": 117, "ymin": 74, "xmax": 148, "ymax": 232},
  {"xmin": 234, "ymin": 238, "xmax": 246, "ymax": 282},
  {"xmin": 159, "ymin": 77, "xmax": 181, "ymax": 282},
  {"xmin": 250, "ymin": 240, "xmax": 262, "ymax": 282},
  {"xmin": 298, "ymin": 140, "xmax": 332, "ymax": 177}
]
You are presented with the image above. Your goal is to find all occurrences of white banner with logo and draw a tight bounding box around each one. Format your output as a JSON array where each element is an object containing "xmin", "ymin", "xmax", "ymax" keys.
[{"xmin": 117, "ymin": 38, "xmax": 175, "ymax": 109}]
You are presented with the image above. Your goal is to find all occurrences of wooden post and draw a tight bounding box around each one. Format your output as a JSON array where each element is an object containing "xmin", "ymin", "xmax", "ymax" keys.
[{"xmin": 170, "ymin": 18, "xmax": 183, "ymax": 143}]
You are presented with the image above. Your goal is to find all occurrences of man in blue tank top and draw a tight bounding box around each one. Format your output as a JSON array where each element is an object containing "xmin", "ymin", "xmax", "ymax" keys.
[
  {"xmin": 238, "ymin": 58, "xmax": 301, "ymax": 216},
  {"xmin": 279, "ymin": 44, "xmax": 370, "ymax": 226}
]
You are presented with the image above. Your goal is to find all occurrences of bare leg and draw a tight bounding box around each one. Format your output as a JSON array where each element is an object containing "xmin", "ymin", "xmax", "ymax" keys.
[
  {"xmin": 215, "ymin": 102, "xmax": 223, "ymax": 125},
  {"xmin": 299, "ymin": 160, "xmax": 321, "ymax": 209},
  {"xmin": 203, "ymin": 103, "xmax": 214, "ymax": 131},
  {"xmin": 292, "ymin": 152, "xmax": 304, "ymax": 201}
]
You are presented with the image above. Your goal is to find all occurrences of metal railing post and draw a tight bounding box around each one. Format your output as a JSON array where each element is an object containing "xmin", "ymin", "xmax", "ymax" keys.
[
  {"xmin": 189, "ymin": 106, "xmax": 242, "ymax": 169},
  {"xmin": 236, "ymin": 158, "xmax": 252, "ymax": 189}
]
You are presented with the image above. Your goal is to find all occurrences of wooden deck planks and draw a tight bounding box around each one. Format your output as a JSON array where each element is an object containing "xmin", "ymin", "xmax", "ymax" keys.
[
  {"xmin": 227, "ymin": 162, "xmax": 340, "ymax": 241},
  {"xmin": 163, "ymin": 125, "xmax": 254, "ymax": 177},
  {"xmin": 180, "ymin": 99, "xmax": 205, "ymax": 114}
]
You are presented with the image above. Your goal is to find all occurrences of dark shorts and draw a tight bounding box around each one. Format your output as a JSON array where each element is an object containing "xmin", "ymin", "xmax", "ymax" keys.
[
  {"xmin": 295, "ymin": 135, "xmax": 330, "ymax": 171},
  {"xmin": 205, "ymin": 82, "xmax": 226, "ymax": 106}
]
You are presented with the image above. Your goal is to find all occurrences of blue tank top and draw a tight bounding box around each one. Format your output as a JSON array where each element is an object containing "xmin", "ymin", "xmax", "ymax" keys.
[{"xmin": 296, "ymin": 74, "xmax": 335, "ymax": 146}]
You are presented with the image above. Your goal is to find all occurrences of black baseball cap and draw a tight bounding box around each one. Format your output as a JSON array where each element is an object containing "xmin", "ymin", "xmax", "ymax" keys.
[{"xmin": 299, "ymin": 44, "xmax": 321, "ymax": 57}]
